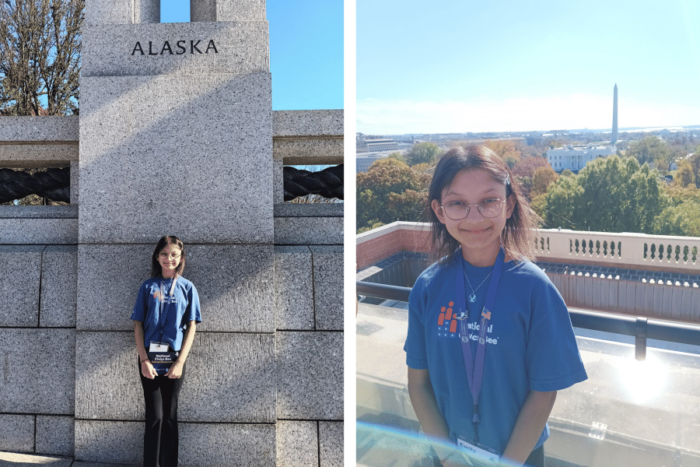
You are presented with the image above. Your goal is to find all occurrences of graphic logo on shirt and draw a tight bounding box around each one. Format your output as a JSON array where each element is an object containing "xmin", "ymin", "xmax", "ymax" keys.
[{"xmin": 436, "ymin": 300, "xmax": 459, "ymax": 338}]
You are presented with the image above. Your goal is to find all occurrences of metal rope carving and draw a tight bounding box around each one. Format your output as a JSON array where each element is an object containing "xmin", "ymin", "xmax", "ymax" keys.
[
  {"xmin": 0, "ymin": 168, "xmax": 70, "ymax": 203},
  {"xmin": 284, "ymin": 164, "xmax": 343, "ymax": 201}
]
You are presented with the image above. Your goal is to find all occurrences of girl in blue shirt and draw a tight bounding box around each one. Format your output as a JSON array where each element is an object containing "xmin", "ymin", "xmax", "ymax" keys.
[
  {"xmin": 132, "ymin": 235, "xmax": 202, "ymax": 467},
  {"xmin": 404, "ymin": 146, "xmax": 587, "ymax": 467}
]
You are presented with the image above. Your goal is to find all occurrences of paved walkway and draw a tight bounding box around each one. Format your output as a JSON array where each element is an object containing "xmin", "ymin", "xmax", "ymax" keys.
[{"xmin": 0, "ymin": 452, "xmax": 134, "ymax": 467}]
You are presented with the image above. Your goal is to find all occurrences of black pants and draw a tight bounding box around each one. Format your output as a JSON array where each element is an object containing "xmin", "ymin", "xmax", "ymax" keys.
[{"xmin": 138, "ymin": 359, "xmax": 186, "ymax": 467}]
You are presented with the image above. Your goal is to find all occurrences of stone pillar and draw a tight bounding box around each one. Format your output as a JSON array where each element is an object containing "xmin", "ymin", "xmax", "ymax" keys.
[
  {"xmin": 77, "ymin": 0, "xmax": 274, "ymax": 464},
  {"xmin": 85, "ymin": 0, "xmax": 160, "ymax": 26},
  {"xmin": 191, "ymin": 0, "xmax": 266, "ymax": 22}
]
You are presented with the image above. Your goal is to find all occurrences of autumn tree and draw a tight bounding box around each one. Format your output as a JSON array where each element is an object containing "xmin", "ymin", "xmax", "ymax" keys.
[
  {"xmin": 674, "ymin": 159, "xmax": 695, "ymax": 188},
  {"xmin": 511, "ymin": 156, "xmax": 549, "ymax": 178},
  {"xmin": 387, "ymin": 151, "xmax": 407, "ymax": 164},
  {"xmin": 653, "ymin": 184, "xmax": 700, "ymax": 237},
  {"xmin": 0, "ymin": 0, "xmax": 83, "ymax": 116},
  {"xmin": 406, "ymin": 142, "xmax": 441, "ymax": 166},
  {"xmin": 531, "ymin": 166, "xmax": 559, "ymax": 197},
  {"xmin": 356, "ymin": 158, "xmax": 430, "ymax": 231},
  {"xmin": 627, "ymin": 136, "xmax": 671, "ymax": 166},
  {"xmin": 482, "ymin": 139, "xmax": 521, "ymax": 167}
]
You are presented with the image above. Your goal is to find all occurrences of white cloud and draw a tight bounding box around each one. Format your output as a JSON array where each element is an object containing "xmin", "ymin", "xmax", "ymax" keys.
[{"xmin": 357, "ymin": 95, "xmax": 700, "ymax": 134}]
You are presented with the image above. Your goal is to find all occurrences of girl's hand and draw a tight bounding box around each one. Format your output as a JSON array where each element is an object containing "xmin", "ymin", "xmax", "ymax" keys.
[
  {"xmin": 141, "ymin": 360, "xmax": 158, "ymax": 379},
  {"xmin": 165, "ymin": 360, "xmax": 184, "ymax": 379}
]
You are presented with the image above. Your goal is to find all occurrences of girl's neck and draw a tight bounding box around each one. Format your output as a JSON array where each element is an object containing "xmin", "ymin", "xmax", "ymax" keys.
[
  {"xmin": 461, "ymin": 242, "xmax": 502, "ymax": 267},
  {"xmin": 162, "ymin": 272, "xmax": 176, "ymax": 280}
]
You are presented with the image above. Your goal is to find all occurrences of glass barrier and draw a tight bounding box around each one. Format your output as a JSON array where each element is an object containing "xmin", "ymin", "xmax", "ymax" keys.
[{"xmin": 357, "ymin": 301, "xmax": 700, "ymax": 467}]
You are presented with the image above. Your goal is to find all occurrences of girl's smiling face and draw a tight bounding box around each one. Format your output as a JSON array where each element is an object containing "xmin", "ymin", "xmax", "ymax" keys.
[
  {"xmin": 158, "ymin": 243, "xmax": 182, "ymax": 277},
  {"xmin": 431, "ymin": 169, "xmax": 515, "ymax": 265}
]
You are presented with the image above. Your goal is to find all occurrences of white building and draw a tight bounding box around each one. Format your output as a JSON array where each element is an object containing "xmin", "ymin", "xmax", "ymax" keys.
[{"xmin": 547, "ymin": 145, "xmax": 617, "ymax": 173}]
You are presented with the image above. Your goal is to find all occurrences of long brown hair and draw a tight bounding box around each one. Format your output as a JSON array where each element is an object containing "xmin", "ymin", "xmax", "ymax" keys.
[
  {"xmin": 427, "ymin": 145, "xmax": 540, "ymax": 263},
  {"xmin": 151, "ymin": 235, "xmax": 186, "ymax": 278}
]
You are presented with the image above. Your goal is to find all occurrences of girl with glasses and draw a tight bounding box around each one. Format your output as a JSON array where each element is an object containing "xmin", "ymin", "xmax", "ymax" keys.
[
  {"xmin": 404, "ymin": 146, "xmax": 587, "ymax": 467},
  {"xmin": 131, "ymin": 235, "xmax": 202, "ymax": 467}
]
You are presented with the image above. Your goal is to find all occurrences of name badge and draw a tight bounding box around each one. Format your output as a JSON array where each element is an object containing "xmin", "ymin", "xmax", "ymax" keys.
[
  {"xmin": 457, "ymin": 437, "xmax": 499, "ymax": 466},
  {"xmin": 149, "ymin": 342, "xmax": 168, "ymax": 352}
]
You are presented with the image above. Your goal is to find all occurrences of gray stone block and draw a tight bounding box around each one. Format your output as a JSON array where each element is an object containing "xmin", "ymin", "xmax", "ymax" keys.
[
  {"xmin": 76, "ymin": 332, "xmax": 276, "ymax": 423},
  {"xmin": 76, "ymin": 244, "xmax": 152, "ymax": 331},
  {"xmin": 276, "ymin": 421, "xmax": 317, "ymax": 467},
  {"xmin": 0, "ymin": 219, "xmax": 78, "ymax": 244},
  {"xmin": 273, "ymin": 158, "xmax": 283, "ymax": 204},
  {"xmin": 0, "ymin": 452, "xmax": 72, "ymax": 467},
  {"xmin": 82, "ymin": 22, "xmax": 269, "ymax": 77},
  {"xmin": 319, "ymin": 422, "xmax": 343, "ymax": 467},
  {"xmin": 36, "ymin": 415, "xmax": 74, "ymax": 456},
  {"xmin": 191, "ymin": 0, "xmax": 266, "ymax": 22},
  {"xmin": 79, "ymin": 73, "xmax": 273, "ymax": 244},
  {"xmin": 75, "ymin": 420, "xmax": 275, "ymax": 466},
  {"xmin": 274, "ymin": 217, "xmax": 343, "ymax": 245},
  {"xmin": 275, "ymin": 246, "xmax": 313, "ymax": 330},
  {"xmin": 274, "ymin": 204, "xmax": 344, "ymax": 218},
  {"xmin": 273, "ymin": 110, "xmax": 343, "ymax": 137},
  {"xmin": 84, "ymin": 0, "xmax": 158, "ymax": 26},
  {"xmin": 0, "ymin": 245, "xmax": 42, "ymax": 326},
  {"xmin": 310, "ymin": 246, "xmax": 344, "ymax": 330},
  {"xmin": 71, "ymin": 160, "xmax": 79, "ymax": 204},
  {"xmin": 77, "ymin": 244, "xmax": 275, "ymax": 332},
  {"xmin": 179, "ymin": 423, "xmax": 275, "ymax": 467},
  {"xmin": 0, "ymin": 116, "xmax": 78, "ymax": 142},
  {"xmin": 0, "ymin": 329, "xmax": 75, "ymax": 414},
  {"xmin": 74, "ymin": 420, "xmax": 142, "ymax": 464},
  {"xmin": 273, "ymin": 137, "xmax": 343, "ymax": 165},
  {"xmin": 0, "ymin": 414, "xmax": 34, "ymax": 453},
  {"xmin": 135, "ymin": 0, "xmax": 160, "ymax": 23},
  {"xmin": 0, "ymin": 143, "xmax": 77, "ymax": 168},
  {"xmin": 0, "ymin": 206, "xmax": 78, "ymax": 218},
  {"xmin": 40, "ymin": 246, "xmax": 78, "ymax": 327},
  {"xmin": 276, "ymin": 332, "xmax": 343, "ymax": 420}
]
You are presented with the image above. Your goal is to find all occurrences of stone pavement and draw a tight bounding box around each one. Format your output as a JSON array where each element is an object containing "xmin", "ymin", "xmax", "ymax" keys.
[
  {"xmin": 357, "ymin": 302, "xmax": 700, "ymax": 467},
  {"xmin": 0, "ymin": 451, "xmax": 136, "ymax": 467}
]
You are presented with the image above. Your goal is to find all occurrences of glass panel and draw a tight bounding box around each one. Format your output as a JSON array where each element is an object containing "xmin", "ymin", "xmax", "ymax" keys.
[{"xmin": 357, "ymin": 301, "xmax": 700, "ymax": 467}]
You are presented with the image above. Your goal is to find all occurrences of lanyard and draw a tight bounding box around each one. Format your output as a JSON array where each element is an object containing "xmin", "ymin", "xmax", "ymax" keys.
[{"xmin": 454, "ymin": 247, "xmax": 505, "ymax": 444}]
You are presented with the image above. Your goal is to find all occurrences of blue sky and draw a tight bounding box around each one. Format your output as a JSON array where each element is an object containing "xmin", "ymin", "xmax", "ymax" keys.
[
  {"xmin": 161, "ymin": 0, "xmax": 343, "ymax": 110},
  {"xmin": 357, "ymin": 0, "xmax": 700, "ymax": 134}
]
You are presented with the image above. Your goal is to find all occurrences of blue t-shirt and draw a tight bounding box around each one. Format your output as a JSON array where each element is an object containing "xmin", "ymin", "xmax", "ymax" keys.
[
  {"xmin": 131, "ymin": 276, "xmax": 202, "ymax": 352},
  {"xmin": 404, "ymin": 252, "xmax": 587, "ymax": 455}
]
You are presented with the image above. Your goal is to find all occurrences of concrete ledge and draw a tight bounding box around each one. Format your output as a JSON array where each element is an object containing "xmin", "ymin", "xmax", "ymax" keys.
[
  {"xmin": 40, "ymin": 246, "xmax": 78, "ymax": 328},
  {"xmin": 274, "ymin": 217, "xmax": 343, "ymax": 245},
  {"xmin": 0, "ymin": 414, "xmax": 34, "ymax": 453},
  {"xmin": 274, "ymin": 203, "xmax": 343, "ymax": 218},
  {"xmin": 273, "ymin": 138, "xmax": 343, "ymax": 165},
  {"xmin": 76, "ymin": 332, "xmax": 276, "ymax": 423},
  {"xmin": 0, "ymin": 143, "xmax": 77, "ymax": 168},
  {"xmin": 310, "ymin": 246, "xmax": 344, "ymax": 330},
  {"xmin": 0, "ymin": 245, "xmax": 42, "ymax": 326},
  {"xmin": 276, "ymin": 421, "xmax": 317, "ymax": 467},
  {"xmin": 191, "ymin": 0, "xmax": 267, "ymax": 22},
  {"xmin": 274, "ymin": 246, "xmax": 313, "ymax": 330},
  {"xmin": 0, "ymin": 116, "xmax": 79, "ymax": 142},
  {"xmin": 82, "ymin": 22, "xmax": 269, "ymax": 77},
  {"xmin": 0, "ymin": 219, "xmax": 78, "ymax": 244},
  {"xmin": 75, "ymin": 420, "xmax": 276, "ymax": 466},
  {"xmin": 36, "ymin": 415, "xmax": 74, "ymax": 457},
  {"xmin": 0, "ymin": 329, "xmax": 75, "ymax": 414},
  {"xmin": 276, "ymin": 332, "xmax": 343, "ymax": 420},
  {"xmin": 273, "ymin": 110, "xmax": 343, "ymax": 137},
  {"xmin": 0, "ymin": 206, "xmax": 78, "ymax": 218},
  {"xmin": 0, "ymin": 451, "xmax": 72, "ymax": 467}
]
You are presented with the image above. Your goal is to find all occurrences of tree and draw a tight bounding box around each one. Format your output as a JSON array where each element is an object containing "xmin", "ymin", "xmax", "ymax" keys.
[
  {"xmin": 356, "ymin": 158, "xmax": 430, "ymax": 231},
  {"xmin": 674, "ymin": 159, "xmax": 695, "ymax": 187},
  {"xmin": 482, "ymin": 139, "xmax": 521, "ymax": 164},
  {"xmin": 0, "ymin": 0, "xmax": 83, "ymax": 116},
  {"xmin": 627, "ymin": 136, "xmax": 671, "ymax": 166},
  {"xmin": 387, "ymin": 151, "xmax": 406, "ymax": 164},
  {"xmin": 512, "ymin": 156, "xmax": 549, "ymax": 178},
  {"xmin": 531, "ymin": 166, "xmax": 559, "ymax": 197},
  {"xmin": 406, "ymin": 142, "xmax": 441, "ymax": 166},
  {"xmin": 541, "ymin": 156, "xmax": 665, "ymax": 233}
]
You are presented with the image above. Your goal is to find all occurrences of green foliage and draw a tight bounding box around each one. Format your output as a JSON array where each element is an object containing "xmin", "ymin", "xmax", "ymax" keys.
[
  {"xmin": 540, "ymin": 156, "xmax": 665, "ymax": 233},
  {"xmin": 356, "ymin": 158, "xmax": 430, "ymax": 231},
  {"xmin": 627, "ymin": 136, "xmax": 671, "ymax": 165},
  {"xmin": 532, "ymin": 166, "xmax": 558, "ymax": 197},
  {"xmin": 560, "ymin": 169, "xmax": 574, "ymax": 177},
  {"xmin": 674, "ymin": 159, "xmax": 695, "ymax": 187},
  {"xmin": 387, "ymin": 151, "xmax": 406, "ymax": 164},
  {"xmin": 406, "ymin": 142, "xmax": 441, "ymax": 166}
]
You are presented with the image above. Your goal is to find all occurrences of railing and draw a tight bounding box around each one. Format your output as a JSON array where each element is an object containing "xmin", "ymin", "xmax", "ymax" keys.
[{"xmin": 356, "ymin": 281, "xmax": 700, "ymax": 361}]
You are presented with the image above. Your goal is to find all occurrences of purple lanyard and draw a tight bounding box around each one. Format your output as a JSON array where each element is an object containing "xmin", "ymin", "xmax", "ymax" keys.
[{"xmin": 454, "ymin": 247, "xmax": 505, "ymax": 443}]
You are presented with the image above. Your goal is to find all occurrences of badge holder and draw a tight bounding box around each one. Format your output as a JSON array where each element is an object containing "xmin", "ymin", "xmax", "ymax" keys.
[
  {"xmin": 457, "ymin": 437, "xmax": 500, "ymax": 466},
  {"xmin": 148, "ymin": 342, "xmax": 179, "ymax": 375}
]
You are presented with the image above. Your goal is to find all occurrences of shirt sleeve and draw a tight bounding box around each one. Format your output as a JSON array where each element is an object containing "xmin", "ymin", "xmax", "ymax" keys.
[
  {"xmin": 404, "ymin": 274, "xmax": 429, "ymax": 370},
  {"xmin": 526, "ymin": 276, "xmax": 588, "ymax": 392},
  {"xmin": 130, "ymin": 282, "xmax": 148, "ymax": 322},
  {"xmin": 186, "ymin": 283, "xmax": 202, "ymax": 324}
]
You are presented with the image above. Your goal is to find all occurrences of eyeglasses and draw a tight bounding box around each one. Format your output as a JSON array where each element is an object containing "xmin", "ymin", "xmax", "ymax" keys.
[
  {"xmin": 440, "ymin": 198, "xmax": 505, "ymax": 220},
  {"xmin": 159, "ymin": 252, "xmax": 181, "ymax": 260}
]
